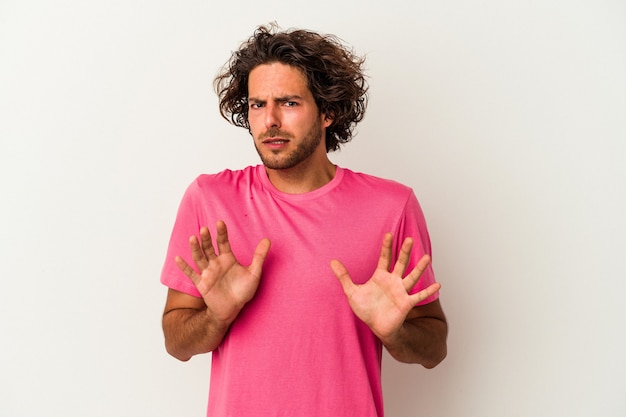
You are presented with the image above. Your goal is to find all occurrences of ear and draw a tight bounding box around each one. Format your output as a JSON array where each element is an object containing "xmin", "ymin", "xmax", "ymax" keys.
[{"xmin": 322, "ymin": 113, "xmax": 333, "ymax": 128}]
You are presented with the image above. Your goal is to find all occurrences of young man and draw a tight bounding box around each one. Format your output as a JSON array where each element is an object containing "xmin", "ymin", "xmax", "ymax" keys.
[{"xmin": 161, "ymin": 24, "xmax": 447, "ymax": 417}]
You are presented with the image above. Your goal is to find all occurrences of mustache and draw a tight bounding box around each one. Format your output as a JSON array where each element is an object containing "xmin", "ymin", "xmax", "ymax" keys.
[{"xmin": 259, "ymin": 128, "xmax": 293, "ymax": 140}]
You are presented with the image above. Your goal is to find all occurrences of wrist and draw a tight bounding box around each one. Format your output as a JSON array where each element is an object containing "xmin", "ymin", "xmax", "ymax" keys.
[
  {"xmin": 204, "ymin": 305, "xmax": 240, "ymax": 332},
  {"xmin": 378, "ymin": 324, "xmax": 406, "ymax": 350}
]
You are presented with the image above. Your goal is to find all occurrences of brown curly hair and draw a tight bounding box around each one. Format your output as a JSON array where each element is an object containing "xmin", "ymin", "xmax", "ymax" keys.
[{"xmin": 213, "ymin": 24, "xmax": 368, "ymax": 152}]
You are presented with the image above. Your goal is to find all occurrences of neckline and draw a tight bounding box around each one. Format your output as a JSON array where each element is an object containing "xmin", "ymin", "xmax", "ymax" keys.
[{"xmin": 255, "ymin": 164, "xmax": 344, "ymax": 201}]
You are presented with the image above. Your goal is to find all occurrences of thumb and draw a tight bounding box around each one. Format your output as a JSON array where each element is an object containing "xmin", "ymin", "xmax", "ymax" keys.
[
  {"xmin": 248, "ymin": 238, "xmax": 271, "ymax": 277},
  {"xmin": 330, "ymin": 259, "xmax": 354, "ymax": 294}
]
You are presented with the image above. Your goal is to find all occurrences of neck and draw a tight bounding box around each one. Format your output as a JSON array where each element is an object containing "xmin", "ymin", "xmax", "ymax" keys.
[{"xmin": 265, "ymin": 157, "xmax": 336, "ymax": 194}]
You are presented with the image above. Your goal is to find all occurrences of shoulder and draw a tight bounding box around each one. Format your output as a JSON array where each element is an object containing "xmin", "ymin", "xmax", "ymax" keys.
[
  {"xmin": 340, "ymin": 168, "xmax": 414, "ymax": 200},
  {"xmin": 185, "ymin": 165, "xmax": 259, "ymax": 194},
  {"xmin": 176, "ymin": 165, "xmax": 260, "ymax": 208},
  {"xmin": 194, "ymin": 165, "xmax": 257, "ymax": 187}
]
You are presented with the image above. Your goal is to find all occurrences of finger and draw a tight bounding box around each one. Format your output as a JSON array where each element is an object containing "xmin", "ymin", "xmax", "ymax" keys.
[
  {"xmin": 408, "ymin": 282, "xmax": 441, "ymax": 306},
  {"xmin": 174, "ymin": 255, "xmax": 199, "ymax": 283},
  {"xmin": 248, "ymin": 238, "xmax": 271, "ymax": 278},
  {"xmin": 330, "ymin": 259, "xmax": 355, "ymax": 296},
  {"xmin": 215, "ymin": 220, "xmax": 233, "ymax": 256},
  {"xmin": 189, "ymin": 235, "xmax": 209, "ymax": 270},
  {"xmin": 402, "ymin": 254, "xmax": 431, "ymax": 292},
  {"xmin": 391, "ymin": 237, "xmax": 414, "ymax": 277},
  {"xmin": 376, "ymin": 233, "xmax": 394, "ymax": 271},
  {"xmin": 199, "ymin": 226, "xmax": 217, "ymax": 260}
]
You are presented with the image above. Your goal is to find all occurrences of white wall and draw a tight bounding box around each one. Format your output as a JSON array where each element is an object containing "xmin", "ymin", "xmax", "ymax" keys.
[{"xmin": 1, "ymin": 1, "xmax": 624, "ymax": 416}]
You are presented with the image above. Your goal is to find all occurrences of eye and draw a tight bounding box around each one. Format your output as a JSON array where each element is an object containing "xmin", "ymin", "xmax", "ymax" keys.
[
  {"xmin": 249, "ymin": 102, "xmax": 263, "ymax": 109},
  {"xmin": 284, "ymin": 101, "xmax": 297, "ymax": 107}
]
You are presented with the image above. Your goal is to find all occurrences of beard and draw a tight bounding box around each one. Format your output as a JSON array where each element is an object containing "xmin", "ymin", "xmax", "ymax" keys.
[{"xmin": 254, "ymin": 118, "xmax": 324, "ymax": 170}]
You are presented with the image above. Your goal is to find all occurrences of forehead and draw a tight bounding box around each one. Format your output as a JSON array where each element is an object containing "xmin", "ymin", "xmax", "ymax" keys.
[{"xmin": 248, "ymin": 63, "xmax": 311, "ymax": 98}]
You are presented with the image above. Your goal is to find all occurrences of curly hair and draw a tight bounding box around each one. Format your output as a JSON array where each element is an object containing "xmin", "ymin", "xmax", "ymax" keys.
[{"xmin": 213, "ymin": 24, "xmax": 368, "ymax": 152}]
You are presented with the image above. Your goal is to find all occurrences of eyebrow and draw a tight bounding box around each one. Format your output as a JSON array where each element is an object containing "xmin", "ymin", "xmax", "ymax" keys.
[{"xmin": 248, "ymin": 95, "xmax": 304, "ymax": 104}]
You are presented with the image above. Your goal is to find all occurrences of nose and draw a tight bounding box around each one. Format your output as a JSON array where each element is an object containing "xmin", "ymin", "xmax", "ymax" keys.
[{"xmin": 264, "ymin": 102, "xmax": 281, "ymax": 129}]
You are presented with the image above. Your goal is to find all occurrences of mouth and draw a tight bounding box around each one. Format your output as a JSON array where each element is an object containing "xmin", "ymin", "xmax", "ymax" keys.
[
  {"xmin": 259, "ymin": 129, "xmax": 292, "ymax": 148},
  {"xmin": 263, "ymin": 139, "xmax": 289, "ymax": 144},
  {"xmin": 260, "ymin": 137, "xmax": 290, "ymax": 152}
]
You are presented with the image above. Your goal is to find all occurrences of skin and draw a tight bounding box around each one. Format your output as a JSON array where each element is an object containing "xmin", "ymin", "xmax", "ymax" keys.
[
  {"xmin": 247, "ymin": 62, "xmax": 335, "ymax": 194},
  {"xmin": 162, "ymin": 63, "xmax": 448, "ymax": 367}
]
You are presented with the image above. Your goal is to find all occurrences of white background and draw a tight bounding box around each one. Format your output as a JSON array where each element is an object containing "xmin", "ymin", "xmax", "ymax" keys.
[{"xmin": 1, "ymin": 1, "xmax": 625, "ymax": 416}]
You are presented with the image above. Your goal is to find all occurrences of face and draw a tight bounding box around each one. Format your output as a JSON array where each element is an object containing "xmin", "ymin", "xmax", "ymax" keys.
[{"xmin": 247, "ymin": 63, "xmax": 331, "ymax": 170}]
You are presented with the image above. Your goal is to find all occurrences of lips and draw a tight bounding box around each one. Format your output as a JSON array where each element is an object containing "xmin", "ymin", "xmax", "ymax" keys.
[{"xmin": 263, "ymin": 139, "xmax": 288, "ymax": 144}]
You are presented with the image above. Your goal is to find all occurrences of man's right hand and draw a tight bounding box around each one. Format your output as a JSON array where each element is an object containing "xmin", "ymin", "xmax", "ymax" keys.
[{"xmin": 175, "ymin": 220, "xmax": 271, "ymax": 327}]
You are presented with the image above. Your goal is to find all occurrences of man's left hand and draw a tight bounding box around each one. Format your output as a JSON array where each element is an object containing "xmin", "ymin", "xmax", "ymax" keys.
[{"xmin": 330, "ymin": 233, "xmax": 440, "ymax": 344}]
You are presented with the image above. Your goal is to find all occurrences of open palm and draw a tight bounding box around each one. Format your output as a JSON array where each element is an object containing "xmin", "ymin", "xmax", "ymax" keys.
[
  {"xmin": 175, "ymin": 220, "xmax": 271, "ymax": 324},
  {"xmin": 330, "ymin": 233, "xmax": 440, "ymax": 342}
]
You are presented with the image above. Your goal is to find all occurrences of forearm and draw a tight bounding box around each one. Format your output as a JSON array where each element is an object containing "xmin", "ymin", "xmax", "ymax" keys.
[
  {"xmin": 162, "ymin": 307, "xmax": 231, "ymax": 361},
  {"xmin": 382, "ymin": 317, "xmax": 448, "ymax": 368}
]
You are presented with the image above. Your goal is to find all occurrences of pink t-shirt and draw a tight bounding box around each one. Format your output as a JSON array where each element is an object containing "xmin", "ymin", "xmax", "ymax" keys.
[{"xmin": 161, "ymin": 165, "xmax": 438, "ymax": 417}]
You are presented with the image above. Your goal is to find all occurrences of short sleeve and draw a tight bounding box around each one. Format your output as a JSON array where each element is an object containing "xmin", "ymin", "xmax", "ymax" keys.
[
  {"xmin": 160, "ymin": 180, "xmax": 203, "ymax": 297},
  {"xmin": 395, "ymin": 191, "xmax": 439, "ymax": 305}
]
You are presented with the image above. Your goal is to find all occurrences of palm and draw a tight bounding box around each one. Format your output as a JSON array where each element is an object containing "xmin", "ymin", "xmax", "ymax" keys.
[{"xmin": 342, "ymin": 267, "xmax": 417, "ymax": 339}]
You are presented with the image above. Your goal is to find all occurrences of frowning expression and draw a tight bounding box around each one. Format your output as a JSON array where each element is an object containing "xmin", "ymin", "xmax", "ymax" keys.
[{"xmin": 247, "ymin": 62, "xmax": 332, "ymax": 170}]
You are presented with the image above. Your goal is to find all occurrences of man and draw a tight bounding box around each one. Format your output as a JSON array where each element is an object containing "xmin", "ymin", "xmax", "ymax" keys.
[{"xmin": 161, "ymin": 24, "xmax": 447, "ymax": 417}]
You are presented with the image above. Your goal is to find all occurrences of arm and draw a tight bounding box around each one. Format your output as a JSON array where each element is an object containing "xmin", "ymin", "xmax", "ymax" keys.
[
  {"xmin": 381, "ymin": 299, "xmax": 447, "ymax": 367},
  {"xmin": 162, "ymin": 289, "xmax": 229, "ymax": 361},
  {"xmin": 330, "ymin": 233, "xmax": 448, "ymax": 368},
  {"xmin": 162, "ymin": 221, "xmax": 271, "ymax": 361}
]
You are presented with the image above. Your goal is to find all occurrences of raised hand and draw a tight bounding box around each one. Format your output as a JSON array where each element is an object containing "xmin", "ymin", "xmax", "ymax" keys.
[
  {"xmin": 175, "ymin": 220, "xmax": 271, "ymax": 326},
  {"xmin": 330, "ymin": 233, "xmax": 440, "ymax": 343}
]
